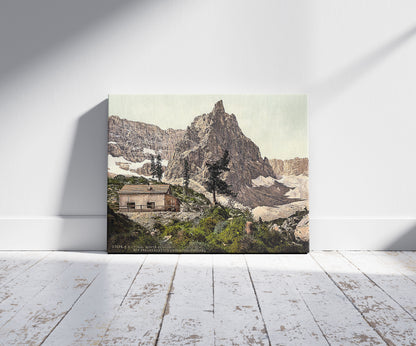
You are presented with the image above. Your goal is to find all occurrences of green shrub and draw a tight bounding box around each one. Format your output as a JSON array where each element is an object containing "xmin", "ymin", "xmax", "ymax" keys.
[{"xmin": 214, "ymin": 220, "xmax": 227, "ymax": 234}]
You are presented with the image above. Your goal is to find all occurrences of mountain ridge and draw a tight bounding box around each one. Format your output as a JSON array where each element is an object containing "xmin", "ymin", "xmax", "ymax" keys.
[
  {"xmin": 270, "ymin": 157, "xmax": 308, "ymax": 176},
  {"xmin": 108, "ymin": 115, "xmax": 185, "ymax": 175},
  {"xmin": 108, "ymin": 115, "xmax": 185, "ymax": 163}
]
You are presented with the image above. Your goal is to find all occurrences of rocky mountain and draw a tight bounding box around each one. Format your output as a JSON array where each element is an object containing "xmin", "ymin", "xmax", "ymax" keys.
[
  {"xmin": 108, "ymin": 116, "xmax": 185, "ymax": 175},
  {"xmin": 270, "ymin": 157, "xmax": 308, "ymax": 176},
  {"xmin": 108, "ymin": 116, "xmax": 185, "ymax": 162},
  {"xmin": 164, "ymin": 100, "xmax": 295, "ymax": 208}
]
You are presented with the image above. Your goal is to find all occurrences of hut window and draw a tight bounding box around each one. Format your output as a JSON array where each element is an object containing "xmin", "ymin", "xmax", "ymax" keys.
[
  {"xmin": 147, "ymin": 202, "xmax": 155, "ymax": 209},
  {"xmin": 127, "ymin": 202, "xmax": 135, "ymax": 209}
]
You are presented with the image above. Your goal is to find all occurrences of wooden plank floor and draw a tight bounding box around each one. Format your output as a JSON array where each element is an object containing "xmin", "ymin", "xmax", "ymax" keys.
[{"xmin": 0, "ymin": 252, "xmax": 415, "ymax": 345}]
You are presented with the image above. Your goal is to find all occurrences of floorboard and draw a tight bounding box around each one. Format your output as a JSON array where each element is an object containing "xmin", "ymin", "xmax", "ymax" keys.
[
  {"xmin": 157, "ymin": 254, "xmax": 214, "ymax": 345},
  {"xmin": 245, "ymin": 255, "xmax": 327, "ymax": 345},
  {"xmin": 0, "ymin": 252, "xmax": 50, "ymax": 288},
  {"xmin": 100, "ymin": 254, "xmax": 179, "ymax": 345},
  {"xmin": 341, "ymin": 251, "xmax": 416, "ymax": 320},
  {"xmin": 0, "ymin": 252, "xmax": 73, "ymax": 328},
  {"xmin": 43, "ymin": 254, "xmax": 146, "ymax": 345},
  {"xmin": 312, "ymin": 251, "xmax": 416, "ymax": 345},
  {"xmin": 373, "ymin": 251, "xmax": 416, "ymax": 283},
  {"xmin": 213, "ymin": 254, "xmax": 270, "ymax": 345},
  {"xmin": 0, "ymin": 252, "xmax": 108, "ymax": 345},
  {"xmin": 282, "ymin": 254, "xmax": 384, "ymax": 345},
  {"xmin": 0, "ymin": 251, "xmax": 415, "ymax": 345}
]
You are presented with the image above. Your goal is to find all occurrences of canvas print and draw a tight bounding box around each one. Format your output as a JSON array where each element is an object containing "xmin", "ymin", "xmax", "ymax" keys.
[{"xmin": 107, "ymin": 95, "xmax": 308, "ymax": 254}]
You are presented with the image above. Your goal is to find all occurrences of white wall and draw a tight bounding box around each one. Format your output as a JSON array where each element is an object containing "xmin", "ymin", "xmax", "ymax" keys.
[{"xmin": 0, "ymin": 0, "xmax": 415, "ymax": 250}]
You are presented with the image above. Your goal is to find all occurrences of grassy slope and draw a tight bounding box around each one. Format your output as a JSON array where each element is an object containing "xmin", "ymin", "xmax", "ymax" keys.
[{"xmin": 107, "ymin": 175, "xmax": 308, "ymax": 254}]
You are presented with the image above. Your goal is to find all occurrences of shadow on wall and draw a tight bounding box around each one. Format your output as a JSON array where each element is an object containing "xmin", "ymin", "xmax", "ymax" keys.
[
  {"xmin": 0, "ymin": 0, "xmax": 137, "ymax": 82},
  {"xmin": 58, "ymin": 100, "xmax": 108, "ymax": 250},
  {"xmin": 59, "ymin": 100, "xmax": 108, "ymax": 216},
  {"xmin": 386, "ymin": 224, "xmax": 416, "ymax": 251},
  {"xmin": 308, "ymin": 24, "xmax": 416, "ymax": 111},
  {"xmin": 307, "ymin": 23, "xmax": 416, "ymax": 250}
]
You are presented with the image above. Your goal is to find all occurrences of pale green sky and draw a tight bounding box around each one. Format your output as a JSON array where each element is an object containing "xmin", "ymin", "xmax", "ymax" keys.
[{"xmin": 109, "ymin": 95, "xmax": 307, "ymax": 160}]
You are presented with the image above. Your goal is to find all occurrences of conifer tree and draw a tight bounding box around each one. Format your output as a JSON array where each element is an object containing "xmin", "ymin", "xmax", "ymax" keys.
[
  {"xmin": 204, "ymin": 150, "xmax": 234, "ymax": 204},
  {"xmin": 183, "ymin": 159, "xmax": 190, "ymax": 194},
  {"xmin": 155, "ymin": 154, "xmax": 163, "ymax": 182}
]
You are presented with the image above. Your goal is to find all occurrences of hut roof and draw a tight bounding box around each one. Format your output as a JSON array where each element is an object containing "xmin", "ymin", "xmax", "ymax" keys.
[{"xmin": 118, "ymin": 184, "xmax": 171, "ymax": 195}]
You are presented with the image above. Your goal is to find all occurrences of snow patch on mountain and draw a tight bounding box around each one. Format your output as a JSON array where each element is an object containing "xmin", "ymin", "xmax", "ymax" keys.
[
  {"xmin": 108, "ymin": 154, "xmax": 170, "ymax": 177},
  {"xmin": 108, "ymin": 155, "xmax": 149, "ymax": 176},
  {"xmin": 277, "ymin": 175, "xmax": 308, "ymax": 199},
  {"xmin": 143, "ymin": 148, "xmax": 157, "ymax": 155},
  {"xmin": 251, "ymin": 176, "xmax": 276, "ymax": 187}
]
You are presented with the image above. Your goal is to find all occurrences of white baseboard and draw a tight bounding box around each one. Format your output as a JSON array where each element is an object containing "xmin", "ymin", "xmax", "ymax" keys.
[
  {"xmin": 0, "ymin": 216, "xmax": 107, "ymax": 251},
  {"xmin": 310, "ymin": 218, "xmax": 416, "ymax": 250},
  {"xmin": 0, "ymin": 217, "xmax": 415, "ymax": 251}
]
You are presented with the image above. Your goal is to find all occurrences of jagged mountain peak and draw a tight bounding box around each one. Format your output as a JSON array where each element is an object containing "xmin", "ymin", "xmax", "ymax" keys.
[
  {"xmin": 164, "ymin": 101, "xmax": 285, "ymax": 207},
  {"xmin": 212, "ymin": 99, "xmax": 225, "ymax": 114},
  {"xmin": 187, "ymin": 105, "xmax": 242, "ymax": 153}
]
